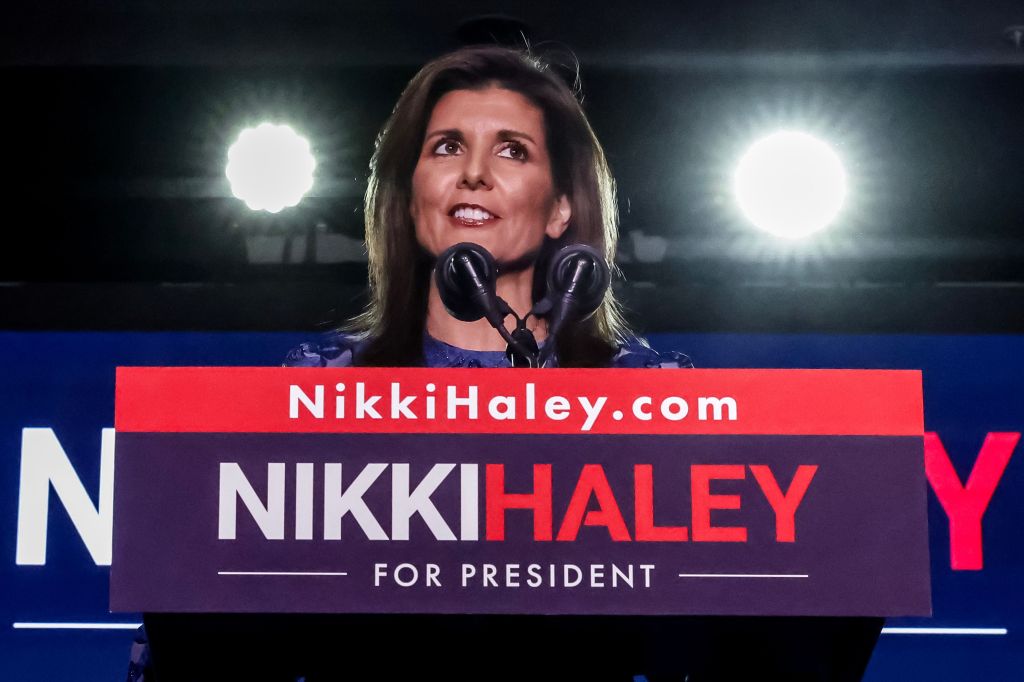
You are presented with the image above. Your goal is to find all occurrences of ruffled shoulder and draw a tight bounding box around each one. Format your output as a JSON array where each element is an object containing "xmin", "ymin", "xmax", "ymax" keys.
[
  {"xmin": 611, "ymin": 337, "xmax": 693, "ymax": 369},
  {"xmin": 283, "ymin": 332, "xmax": 364, "ymax": 368}
]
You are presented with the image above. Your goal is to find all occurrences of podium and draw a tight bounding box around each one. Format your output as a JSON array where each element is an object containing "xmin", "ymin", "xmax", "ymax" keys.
[{"xmin": 112, "ymin": 367, "xmax": 930, "ymax": 680}]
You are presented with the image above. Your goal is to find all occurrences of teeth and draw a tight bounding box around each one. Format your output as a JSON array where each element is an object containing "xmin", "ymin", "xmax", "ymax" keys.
[{"xmin": 453, "ymin": 207, "xmax": 494, "ymax": 221}]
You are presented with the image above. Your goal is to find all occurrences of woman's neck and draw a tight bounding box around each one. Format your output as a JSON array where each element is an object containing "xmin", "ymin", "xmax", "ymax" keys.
[{"xmin": 425, "ymin": 266, "xmax": 548, "ymax": 351}]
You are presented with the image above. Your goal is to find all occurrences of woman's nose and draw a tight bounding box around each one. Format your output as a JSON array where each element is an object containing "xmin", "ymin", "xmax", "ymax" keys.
[{"xmin": 458, "ymin": 150, "xmax": 492, "ymax": 190}]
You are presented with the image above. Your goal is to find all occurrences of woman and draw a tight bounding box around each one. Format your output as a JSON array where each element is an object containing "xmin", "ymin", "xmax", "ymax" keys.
[
  {"xmin": 279, "ymin": 46, "xmax": 693, "ymax": 681},
  {"xmin": 285, "ymin": 44, "xmax": 690, "ymax": 370},
  {"xmin": 128, "ymin": 44, "xmax": 690, "ymax": 682}
]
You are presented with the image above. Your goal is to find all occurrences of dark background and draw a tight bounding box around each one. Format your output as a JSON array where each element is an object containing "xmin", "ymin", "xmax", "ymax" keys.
[
  {"xmin": 2, "ymin": 5, "xmax": 1023, "ymax": 680},
  {"xmin": 2, "ymin": 0, "xmax": 1024, "ymax": 335}
]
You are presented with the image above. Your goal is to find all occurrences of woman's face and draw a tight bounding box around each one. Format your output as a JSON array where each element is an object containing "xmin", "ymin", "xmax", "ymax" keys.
[{"xmin": 410, "ymin": 86, "xmax": 571, "ymax": 264}]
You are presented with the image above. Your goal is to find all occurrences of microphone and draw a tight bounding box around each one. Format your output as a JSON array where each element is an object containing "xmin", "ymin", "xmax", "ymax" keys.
[
  {"xmin": 434, "ymin": 242, "xmax": 505, "ymax": 329},
  {"xmin": 433, "ymin": 242, "xmax": 610, "ymax": 368},
  {"xmin": 434, "ymin": 242, "xmax": 538, "ymax": 366},
  {"xmin": 537, "ymin": 244, "xmax": 610, "ymax": 366}
]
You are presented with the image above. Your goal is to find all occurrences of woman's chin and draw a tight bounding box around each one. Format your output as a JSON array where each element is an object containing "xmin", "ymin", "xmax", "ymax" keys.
[
  {"xmin": 427, "ymin": 235, "xmax": 499, "ymax": 256},
  {"xmin": 418, "ymin": 234, "xmax": 539, "ymax": 269}
]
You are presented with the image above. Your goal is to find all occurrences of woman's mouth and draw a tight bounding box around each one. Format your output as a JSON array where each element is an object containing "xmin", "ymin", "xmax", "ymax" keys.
[{"xmin": 448, "ymin": 204, "xmax": 500, "ymax": 227}]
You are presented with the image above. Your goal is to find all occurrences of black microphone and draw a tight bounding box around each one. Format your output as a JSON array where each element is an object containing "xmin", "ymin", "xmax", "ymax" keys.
[
  {"xmin": 434, "ymin": 242, "xmax": 540, "ymax": 366},
  {"xmin": 537, "ymin": 244, "xmax": 610, "ymax": 366},
  {"xmin": 434, "ymin": 242, "xmax": 505, "ymax": 328}
]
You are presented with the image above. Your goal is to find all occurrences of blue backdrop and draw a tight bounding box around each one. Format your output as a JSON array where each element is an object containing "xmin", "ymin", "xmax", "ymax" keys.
[{"xmin": 1, "ymin": 332, "xmax": 1020, "ymax": 680}]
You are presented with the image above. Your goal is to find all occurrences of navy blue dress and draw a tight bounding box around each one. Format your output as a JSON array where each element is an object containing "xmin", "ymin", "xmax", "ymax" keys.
[{"xmin": 282, "ymin": 332, "xmax": 693, "ymax": 369}]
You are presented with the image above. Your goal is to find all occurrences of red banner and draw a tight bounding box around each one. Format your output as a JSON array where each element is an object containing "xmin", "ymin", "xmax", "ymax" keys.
[{"xmin": 115, "ymin": 367, "xmax": 923, "ymax": 436}]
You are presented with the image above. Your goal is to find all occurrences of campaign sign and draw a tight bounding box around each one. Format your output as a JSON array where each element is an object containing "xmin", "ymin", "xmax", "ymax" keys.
[{"xmin": 110, "ymin": 368, "xmax": 930, "ymax": 616}]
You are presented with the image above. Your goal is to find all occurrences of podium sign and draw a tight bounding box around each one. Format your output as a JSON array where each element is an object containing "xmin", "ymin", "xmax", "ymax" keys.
[{"xmin": 110, "ymin": 368, "xmax": 930, "ymax": 617}]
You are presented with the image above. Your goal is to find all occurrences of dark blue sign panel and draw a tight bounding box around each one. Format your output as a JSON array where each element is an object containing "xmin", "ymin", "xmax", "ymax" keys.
[
  {"xmin": 1, "ymin": 332, "xmax": 1021, "ymax": 680},
  {"xmin": 111, "ymin": 433, "xmax": 928, "ymax": 616}
]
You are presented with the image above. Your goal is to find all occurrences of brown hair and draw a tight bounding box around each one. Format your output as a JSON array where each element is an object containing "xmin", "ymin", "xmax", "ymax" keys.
[{"xmin": 353, "ymin": 44, "xmax": 630, "ymax": 367}]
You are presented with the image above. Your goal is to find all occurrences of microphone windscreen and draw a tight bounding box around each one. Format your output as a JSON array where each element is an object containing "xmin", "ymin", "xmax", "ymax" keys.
[
  {"xmin": 546, "ymin": 244, "xmax": 610, "ymax": 321},
  {"xmin": 433, "ymin": 242, "xmax": 498, "ymax": 322}
]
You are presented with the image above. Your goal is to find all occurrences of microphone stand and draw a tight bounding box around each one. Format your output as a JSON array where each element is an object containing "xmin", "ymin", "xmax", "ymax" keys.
[{"xmin": 492, "ymin": 299, "xmax": 541, "ymax": 368}]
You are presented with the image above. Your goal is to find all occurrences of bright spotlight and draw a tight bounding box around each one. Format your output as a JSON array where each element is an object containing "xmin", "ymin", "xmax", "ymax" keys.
[
  {"xmin": 734, "ymin": 131, "xmax": 847, "ymax": 239},
  {"xmin": 226, "ymin": 123, "xmax": 316, "ymax": 213}
]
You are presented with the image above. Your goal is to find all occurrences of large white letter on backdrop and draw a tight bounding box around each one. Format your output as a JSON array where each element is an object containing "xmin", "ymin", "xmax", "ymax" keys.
[{"xmin": 15, "ymin": 428, "xmax": 115, "ymax": 566}]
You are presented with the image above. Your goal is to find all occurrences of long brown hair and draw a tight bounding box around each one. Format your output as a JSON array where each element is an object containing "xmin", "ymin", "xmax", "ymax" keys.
[{"xmin": 353, "ymin": 45, "xmax": 630, "ymax": 367}]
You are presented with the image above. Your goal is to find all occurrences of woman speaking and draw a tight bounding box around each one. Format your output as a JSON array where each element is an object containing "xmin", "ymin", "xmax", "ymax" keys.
[
  {"xmin": 285, "ymin": 44, "xmax": 690, "ymax": 370},
  {"xmin": 127, "ymin": 44, "xmax": 689, "ymax": 682}
]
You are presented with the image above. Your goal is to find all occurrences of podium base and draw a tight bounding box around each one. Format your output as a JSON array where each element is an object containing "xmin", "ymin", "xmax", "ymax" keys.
[{"xmin": 144, "ymin": 613, "xmax": 883, "ymax": 681}]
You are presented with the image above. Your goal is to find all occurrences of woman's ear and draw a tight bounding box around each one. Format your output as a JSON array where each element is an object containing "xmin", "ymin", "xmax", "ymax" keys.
[{"xmin": 545, "ymin": 194, "xmax": 572, "ymax": 239}]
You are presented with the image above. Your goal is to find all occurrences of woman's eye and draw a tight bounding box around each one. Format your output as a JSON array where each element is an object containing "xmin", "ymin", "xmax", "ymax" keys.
[
  {"xmin": 432, "ymin": 139, "xmax": 461, "ymax": 156},
  {"xmin": 498, "ymin": 142, "xmax": 528, "ymax": 161}
]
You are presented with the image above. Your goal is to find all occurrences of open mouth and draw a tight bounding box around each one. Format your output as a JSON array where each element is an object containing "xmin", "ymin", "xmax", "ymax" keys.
[{"xmin": 448, "ymin": 203, "xmax": 501, "ymax": 226}]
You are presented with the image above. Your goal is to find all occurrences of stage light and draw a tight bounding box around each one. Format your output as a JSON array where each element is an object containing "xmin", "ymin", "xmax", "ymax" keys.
[
  {"xmin": 734, "ymin": 131, "xmax": 846, "ymax": 239},
  {"xmin": 225, "ymin": 123, "xmax": 316, "ymax": 213}
]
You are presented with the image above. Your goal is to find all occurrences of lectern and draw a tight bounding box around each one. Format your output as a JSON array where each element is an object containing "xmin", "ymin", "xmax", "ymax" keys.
[{"xmin": 112, "ymin": 367, "xmax": 930, "ymax": 680}]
